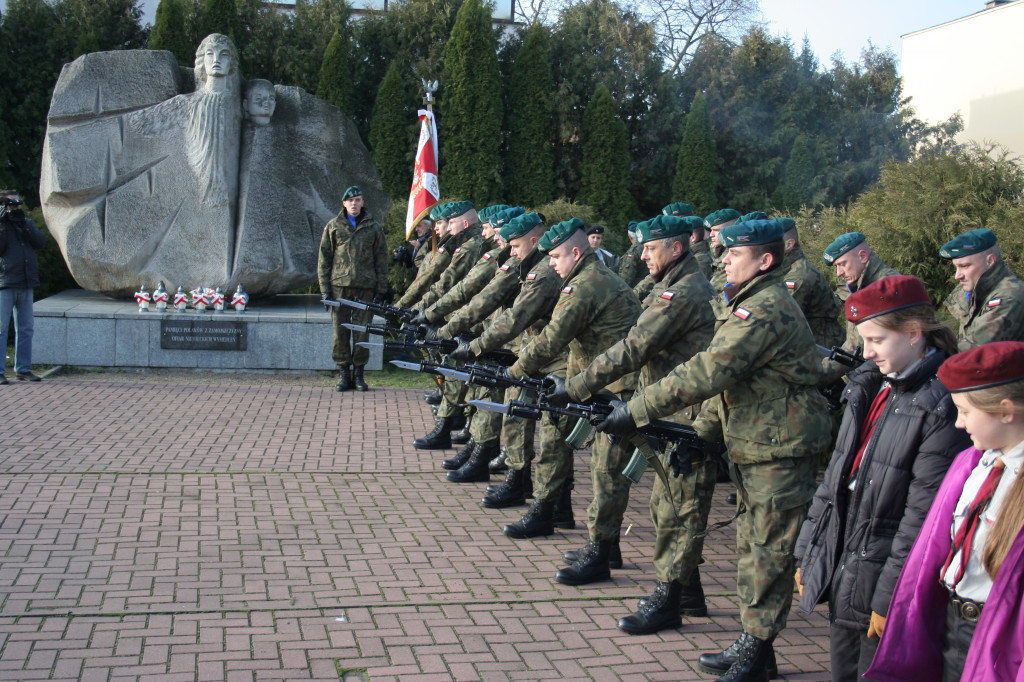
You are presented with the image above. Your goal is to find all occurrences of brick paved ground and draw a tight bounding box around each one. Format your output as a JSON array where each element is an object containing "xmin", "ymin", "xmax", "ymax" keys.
[{"xmin": 0, "ymin": 373, "xmax": 830, "ymax": 681}]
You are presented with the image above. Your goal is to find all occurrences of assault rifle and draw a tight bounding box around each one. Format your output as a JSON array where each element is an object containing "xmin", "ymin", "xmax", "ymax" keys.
[
  {"xmin": 368, "ymin": 339, "xmax": 517, "ymax": 366},
  {"xmin": 432, "ymin": 364, "xmax": 553, "ymax": 394},
  {"xmin": 341, "ymin": 322, "xmax": 414, "ymax": 340},
  {"xmin": 325, "ymin": 297, "xmax": 419, "ymax": 324},
  {"xmin": 816, "ymin": 343, "xmax": 866, "ymax": 368}
]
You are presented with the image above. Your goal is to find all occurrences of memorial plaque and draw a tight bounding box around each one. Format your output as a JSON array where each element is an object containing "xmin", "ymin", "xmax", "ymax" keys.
[{"xmin": 161, "ymin": 319, "xmax": 247, "ymax": 351}]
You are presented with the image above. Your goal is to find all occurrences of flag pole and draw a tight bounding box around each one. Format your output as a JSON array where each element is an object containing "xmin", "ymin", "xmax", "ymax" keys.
[{"xmin": 405, "ymin": 79, "xmax": 440, "ymax": 243}]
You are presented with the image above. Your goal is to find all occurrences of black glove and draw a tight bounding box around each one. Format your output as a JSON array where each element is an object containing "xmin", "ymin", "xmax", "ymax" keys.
[
  {"xmin": 594, "ymin": 400, "xmax": 636, "ymax": 436},
  {"xmin": 543, "ymin": 375, "xmax": 570, "ymax": 407},
  {"xmin": 322, "ymin": 292, "xmax": 333, "ymax": 312},
  {"xmin": 668, "ymin": 444, "xmax": 702, "ymax": 477},
  {"xmin": 409, "ymin": 309, "xmax": 428, "ymax": 326},
  {"xmin": 448, "ymin": 340, "xmax": 475, "ymax": 363},
  {"xmin": 416, "ymin": 324, "xmax": 438, "ymax": 341}
]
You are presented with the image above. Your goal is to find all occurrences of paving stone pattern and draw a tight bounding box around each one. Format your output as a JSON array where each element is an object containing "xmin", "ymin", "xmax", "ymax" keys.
[{"xmin": 0, "ymin": 376, "xmax": 830, "ymax": 680}]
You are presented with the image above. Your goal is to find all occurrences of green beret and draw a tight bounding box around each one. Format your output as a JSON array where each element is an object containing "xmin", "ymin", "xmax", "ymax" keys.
[
  {"xmin": 636, "ymin": 215, "xmax": 701, "ymax": 244},
  {"xmin": 939, "ymin": 229, "xmax": 998, "ymax": 260},
  {"xmin": 719, "ymin": 219, "xmax": 784, "ymax": 248},
  {"xmin": 491, "ymin": 206, "xmax": 525, "ymax": 229},
  {"xmin": 500, "ymin": 212, "xmax": 542, "ymax": 241},
  {"xmin": 539, "ymin": 217, "xmax": 585, "ymax": 251},
  {"xmin": 662, "ymin": 202, "xmax": 695, "ymax": 217},
  {"xmin": 704, "ymin": 208, "xmax": 741, "ymax": 228},
  {"xmin": 823, "ymin": 232, "xmax": 868, "ymax": 265},
  {"xmin": 627, "ymin": 220, "xmax": 639, "ymax": 235},
  {"xmin": 480, "ymin": 204, "xmax": 510, "ymax": 221},
  {"xmin": 736, "ymin": 211, "xmax": 769, "ymax": 223},
  {"xmin": 440, "ymin": 200, "xmax": 474, "ymax": 220},
  {"xmin": 429, "ymin": 202, "xmax": 449, "ymax": 221},
  {"xmin": 776, "ymin": 217, "xmax": 796, "ymax": 233},
  {"xmin": 342, "ymin": 186, "xmax": 362, "ymax": 200}
]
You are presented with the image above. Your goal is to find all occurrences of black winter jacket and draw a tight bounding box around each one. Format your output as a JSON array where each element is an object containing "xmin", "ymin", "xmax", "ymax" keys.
[
  {"xmin": 0, "ymin": 214, "xmax": 46, "ymax": 289},
  {"xmin": 794, "ymin": 350, "xmax": 970, "ymax": 629}
]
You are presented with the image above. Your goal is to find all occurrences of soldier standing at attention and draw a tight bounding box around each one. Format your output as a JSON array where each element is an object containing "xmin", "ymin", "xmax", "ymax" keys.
[
  {"xmin": 939, "ymin": 228, "xmax": 1024, "ymax": 350},
  {"xmin": 777, "ymin": 218, "xmax": 844, "ymax": 348},
  {"xmin": 704, "ymin": 208, "xmax": 741, "ymax": 290},
  {"xmin": 617, "ymin": 221, "xmax": 646, "ymax": 287},
  {"xmin": 596, "ymin": 219, "xmax": 832, "ymax": 682},
  {"xmin": 821, "ymin": 232, "xmax": 899, "ymax": 381},
  {"xmin": 318, "ymin": 186, "xmax": 389, "ymax": 392}
]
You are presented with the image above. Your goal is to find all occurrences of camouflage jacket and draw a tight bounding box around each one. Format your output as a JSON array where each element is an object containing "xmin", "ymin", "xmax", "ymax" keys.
[
  {"xmin": 782, "ymin": 245, "xmax": 845, "ymax": 348},
  {"xmin": 419, "ymin": 225, "xmax": 488, "ymax": 309},
  {"xmin": 438, "ymin": 252, "xmax": 522, "ymax": 340},
  {"xmin": 691, "ymin": 239, "xmax": 714, "ymax": 281},
  {"xmin": 512, "ymin": 249, "xmax": 642, "ymax": 393},
  {"xmin": 824, "ymin": 253, "xmax": 899, "ymax": 380},
  {"xmin": 463, "ymin": 247, "xmax": 560, "ymax": 355},
  {"xmin": 633, "ymin": 275, "xmax": 655, "ymax": 303},
  {"xmin": 627, "ymin": 267, "xmax": 832, "ymax": 464},
  {"xmin": 397, "ymin": 234, "xmax": 452, "ymax": 307},
  {"xmin": 317, "ymin": 210, "xmax": 389, "ymax": 296},
  {"xmin": 617, "ymin": 241, "xmax": 647, "ymax": 288},
  {"xmin": 566, "ymin": 252, "xmax": 716, "ymax": 421},
  {"xmin": 943, "ymin": 260, "xmax": 1024, "ymax": 350},
  {"xmin": 709, "ymin": 246, "xmax": 728, "ymax": 290},
  {"xmin": 424, "ymin": 243, "xmax": 509, "ymax": 324}
]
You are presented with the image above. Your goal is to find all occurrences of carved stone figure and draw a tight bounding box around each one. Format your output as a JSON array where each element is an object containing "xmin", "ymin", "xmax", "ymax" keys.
[{"xmin": 40, "ymin": 34, "xmax": 389, "ymax": 298}]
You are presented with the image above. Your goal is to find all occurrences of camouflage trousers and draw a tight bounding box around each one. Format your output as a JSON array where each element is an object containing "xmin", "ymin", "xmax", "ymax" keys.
[
  {"xmin": 469, "ymin": 384, "xmax": 504, "ymax": 446},
  {"xmin": 532, "ymin": 411, "xmax": 577, "ymax": 502},
  {"xmin": 731, "ymin": 455, "xmax": 816, "ymax": 640},
  {"xmin": 501, "ymin": 386, "xmax": 536, "ymax": 470},
  {"xmin": 330, "ymin": 286, "xmax": 374, "ymax": 367},
  {"xmin": 650, "ymin": 454, "xmax": 717, "ymax": 583},
  {"xmin": 586, "ymin": 433, "xmax": 634, "ymax": 542},
  {"xmin": 436, "ymin": 378, "xmax": 468, "ymax": 419}
]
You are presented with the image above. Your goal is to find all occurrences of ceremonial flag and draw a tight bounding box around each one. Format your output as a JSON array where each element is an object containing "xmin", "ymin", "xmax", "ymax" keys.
[{"xmin": 405, "ymin": 109, "xmax": 440, "ymax": 239}]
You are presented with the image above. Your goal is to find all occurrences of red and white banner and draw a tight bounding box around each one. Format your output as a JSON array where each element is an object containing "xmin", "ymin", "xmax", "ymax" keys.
[{"xmin": 405, "ymin": 109, "xmax": 440, "ymax": 239}]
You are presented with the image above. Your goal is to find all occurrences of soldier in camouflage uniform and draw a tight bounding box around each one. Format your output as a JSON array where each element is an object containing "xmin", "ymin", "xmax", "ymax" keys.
[
  {"xmin": 690, "ymin": 221, "xmax": 715, "ymax": 281},
  {"xmin": 704, "ymin": 208, "xmax": 741, "ymax": 290},
  {"xmin": 820, "ymin": 232, "xmax": 899, "ymax": 382},
  {"xmin": 503, "ymin": 219, "xmax": 642, "ymax": 584},
  {"xmin": 397, "ymin": 204, "xmax": 453, "ymax": 309},
  {"xmin": 447, "ymin": 213, "xmax": 569, "ymax": 515},
  {"xmin": 617, "ymin": 221, "xmax": 647, "ymax": 287},
  {"xmin": 411, "ymin": 201, "xmax": 489, "ymax": 450},
  {"xmin": 597, "ymin": 219, "xmax": 832, "ymax": 682},
  {"xmin": 545, "ymin": 214, "xmax": 718, "ymax": 632},
  {"xmin": 317, "ymin": 186, "xmax": 390, "ymax": 392},
  {"xmin": 939, "ymin": 228, "xmax": 1024, "ymax": 350},
  {"xmin": 778, "ymin": 218, "xmax": 844, "ymax": 348}
]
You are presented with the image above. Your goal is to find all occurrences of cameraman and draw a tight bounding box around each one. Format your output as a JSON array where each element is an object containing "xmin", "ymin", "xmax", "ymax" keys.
[
  {"xmin": 0, "ymin": 190, "xmax": 46, "ymax": 383},
  {"xmin": 394, "ymin": 217, "xmax": 432, "ymax": 277}
]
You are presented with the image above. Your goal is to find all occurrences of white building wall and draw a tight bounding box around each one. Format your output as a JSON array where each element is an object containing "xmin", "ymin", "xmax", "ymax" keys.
[{"xmin": 901, "ymin": 1, "xmax": 1024, "ymax": 158}]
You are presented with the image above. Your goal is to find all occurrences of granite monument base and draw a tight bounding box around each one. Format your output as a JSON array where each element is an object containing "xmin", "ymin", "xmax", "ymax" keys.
[{"xmin": 33, "ymin": 290, "xmax": 382, "ymax": 371}]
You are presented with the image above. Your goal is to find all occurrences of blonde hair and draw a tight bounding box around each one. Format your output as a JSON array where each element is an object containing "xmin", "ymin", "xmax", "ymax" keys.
[
  {"xmin": 963, "ymin": 379, "xmax": 1024, "ymax": 577},
  {"xmin": 869, "ymin": 304, "xmax": 959, "ymax": 357}
]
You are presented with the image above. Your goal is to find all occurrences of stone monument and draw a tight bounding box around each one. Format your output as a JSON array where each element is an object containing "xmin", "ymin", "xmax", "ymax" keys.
[{"xmin": 40, "ymin": 34, "xmax": 390, "ymax": 298}]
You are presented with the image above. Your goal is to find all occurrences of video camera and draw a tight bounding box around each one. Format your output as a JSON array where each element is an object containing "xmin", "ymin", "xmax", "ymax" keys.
[
  {"xmin": 393, "ymin": 244, "xmax": 414, "ymax": 268},
  {"xmin": 1, "ymin": 197, "xmax": 23, "ymax": 208},
  {"xmin": 0, "ymin": 195, "xmax": 24, "ymax": 220}
]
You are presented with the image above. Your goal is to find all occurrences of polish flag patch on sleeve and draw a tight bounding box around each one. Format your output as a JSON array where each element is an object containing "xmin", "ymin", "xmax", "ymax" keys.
[
  {"xmin": 526, "ymin": 273, "xmax": 537, "ymax": 281},
  {"xmin": 500, "ymin": 264, "xmax": 511, "ymax": 272},
  {"xmin": 437, "ymin": 247, "xmax": 445, "ymax": 253},
  {"xmin": 454, "ymin": 247, "xmax": 463, "ymax": 254},
  {"xmin": 562, "ymin": 286, "xmax": 573, "ymax": 294},
  {"xmin": 734, "ymin": 307, "xmax": 752, "ymax": 320},
  {"xmin": 482, "ymin": 253, "xmax": 492, "ymax": 260},
  {"xmin": 660, "ymin": 291, "xmax": 675, "ymax": 300},
  {"xmin": 786, "ymin": 281, "xmax": 796, "ymax": 290},
  {"xmin": 988, "ymin": 298, "xmax": 1002, "ymax": 307}
]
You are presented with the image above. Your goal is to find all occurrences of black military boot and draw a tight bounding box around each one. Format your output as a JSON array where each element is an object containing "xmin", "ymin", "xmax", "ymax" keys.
[
  {"xmin": 563, "ymin": 537, "xmax": 622, "ymax": 569},
  {"xmin": 488, "ymin": 447, "xmax": 508, "ymax": 473},
  {"xmin": 352, "ymin": 365, "xmax": 368, "ymax": 392},
  {"xmin": 698, "ymin": 632, "xmax": 778, "ymax": 680},
  {"xmin": 414, "ymin": 416, "xmax": 454, "ymax": 450},
  {"xmin": 481, "ymin": 466, "xmax": 528, "ymax": 508},
  {"xmin": 450, "ymin": 415, "xmax": 467, "ymax": 432},
  {"xmin": 450, "ymin": 425, "xmax": 472, "ymax": 444},
  {"xmin": 503, "ymin": 499, "xmax": 554, "ymax": 539},
  {"xmin": 617, "ymin": 581, "xmax": 683, "ymax": 635},
  {"xmin": 424, "ymin": 388, "xmax": 442, "ymax": 405},
  {"xmin": 447, "ymin": 442, "xmax": 496, "ymax": 483},
  {"xmin": 552, "ymin": 475, "xmax": 575, "ymax": 529},
  {"xmin": 442, "ymin": 439, "xmax": 477, "ymax": 470},
  {"xmin": 636, "ymin": 566, "xmax": 706, "ymax": 614},
  {"xmin": 554, "ymin": 539, "xmax": 612, "ymax": 585},
  {"xmin": 335, "ymin": 365, "xmax": 353, "ymax": 391}
]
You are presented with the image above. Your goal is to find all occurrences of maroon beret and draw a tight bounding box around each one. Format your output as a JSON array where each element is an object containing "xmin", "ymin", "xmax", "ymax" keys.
[
  {"xmin": 938, "ymin": 341, "xmax": 1024, "ymax": 393},
  {"xmin": 845, "ymin": 275, "xmax": 931, "ymax": 323}
]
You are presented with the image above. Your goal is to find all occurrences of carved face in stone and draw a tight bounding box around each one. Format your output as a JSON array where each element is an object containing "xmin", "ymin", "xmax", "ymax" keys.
[
  {"xmin": 193, "ymin": 34, "xmax": 239, "ymax": 87},
  {"xmin": 244, "ymin": 81, "xmax": 276, "ymax": 126}
]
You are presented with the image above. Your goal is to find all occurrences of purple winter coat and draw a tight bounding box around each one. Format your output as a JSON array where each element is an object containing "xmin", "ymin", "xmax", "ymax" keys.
[{"xmin": 865, "ymin": 446, "xmax": 1024, "ymax": 682}]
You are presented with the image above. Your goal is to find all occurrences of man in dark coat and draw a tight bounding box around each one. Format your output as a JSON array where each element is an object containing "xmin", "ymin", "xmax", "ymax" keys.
[{"xmin": 0, "ymin": 190, "xmax": 47, "ymax": 384}]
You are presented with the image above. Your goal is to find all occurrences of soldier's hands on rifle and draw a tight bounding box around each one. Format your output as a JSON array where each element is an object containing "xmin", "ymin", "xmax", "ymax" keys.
[
  {"xmin": 321, "ymin": 291, "xmax": 333, "ymax": 312},
  {"xmin": 409, "ymin": 309, "xmax": 428, "ymax": 326},
  {"xmin": 668, "ymin": 444, "xmax": 702, "ymax": 477},
  {"xmin": 542, "ymin": 374, "xmax": 571, "ymax": 408},
  {"xmin": 448, "ymin": 339, "xmax": 475, "ymax": 363},
  {"xmin": 594, "ymin": 400, "xmax": 636, "ymax": 436},
  {"xmin": 416, "ymin": 324, "xmax": 438, "ymax": 342}
]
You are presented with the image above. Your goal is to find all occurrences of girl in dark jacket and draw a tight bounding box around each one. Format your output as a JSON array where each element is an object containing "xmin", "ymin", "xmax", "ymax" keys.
[{"xmin": 794, "ymin": 275, "xmax": 971, "ymax": 682}]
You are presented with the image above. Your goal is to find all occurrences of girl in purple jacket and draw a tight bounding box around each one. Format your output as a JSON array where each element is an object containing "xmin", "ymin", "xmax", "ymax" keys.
[{"xmin": 866, "ymin": 341, "xmax": 1024, "ymax": 682}]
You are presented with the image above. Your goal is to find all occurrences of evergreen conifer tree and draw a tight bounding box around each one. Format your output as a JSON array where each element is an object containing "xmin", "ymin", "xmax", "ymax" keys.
[
  {"xmin": 773, "ymin": 133, "xmax": 816, "ymax": 209},
  {"xmin": 506, "ymin": 24, "xmax": 554, "ymax": 207},
  {"xmin": 316, "ymin": 30, "xmax": 353, "ymax": 116},
  {"xmin": 150, "ymin": 0, "xmax": 194, "ymax": 66},
  {"xmin": 369, "ymin": 62, "xmax": 412, "ymax": 198},
  {"xmin": 578, "ymin": 83, "xmax": 636, "ymax": 244},
  {"xmin": 672, "ymin": 91, "xmax": 718, "ymax": 215},
  {"xmin": 199, "ymin": 0, "xmax": 241, "ymax": 47},
  {"xmin": 440, "ymin": 0, "xmax": 502, "ymax": 205}
]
